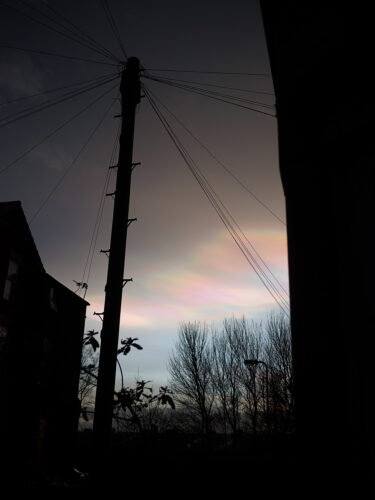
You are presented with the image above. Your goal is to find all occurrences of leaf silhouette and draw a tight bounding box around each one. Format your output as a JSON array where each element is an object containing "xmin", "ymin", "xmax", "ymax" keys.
[{"xmin": 89, "ymin": 337, "xmax": 100, "ymax": 351}]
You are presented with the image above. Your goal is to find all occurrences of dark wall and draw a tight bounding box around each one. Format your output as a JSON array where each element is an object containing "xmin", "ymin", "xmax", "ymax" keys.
[
  {"xmin": 0, "ymin": 202, "xmax": 87, "ymax": 478},
  {"xmin": 260, "ymin": 3, "xmax": 375, "ymax": 487},
  {"xmin": 40, "ymin": 275, "xmax": 87, "ymax": 472},
  {"xmin": 0, "ymin": 203, "xmax": 46, "ymax": 473}
]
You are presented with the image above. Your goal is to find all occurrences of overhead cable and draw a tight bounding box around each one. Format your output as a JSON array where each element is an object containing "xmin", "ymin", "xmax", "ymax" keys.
[
  {"xmin": 0, "ymin": 73, "xmax": 120, "ymax": 129},
  {"xmin": 144, "ymin": 75, "xmax": 276, "ymax": 117},
  {"xmin": 0, "ymin": 71, "xmax": 119, "ymax": 106},
  {"xmin": 78, "ymin": 121, "xmax": 121, "ymax": 297},
  {"xmin": 0, "ymin": 82, "xmax": 118, "ymax": 176},
  {"xmin": 100, "ymin": 0, "xmax": 128, "ymax": 61},
  {"xmin": 28, "ymin": 98, "xmax": 117, "ymax": 224},
  {"xmin": 41, "ymin": 0, "xmax": 121, "ymax": 63},
  {"xmin": 143, "ymin": 84, "xmax": 289, "ymax": 315},
  {"xmin": 18, "ymin": 0, "xmax": 120, "ymax": 63},
  {"xmin": 145, "ymin": 75, "xmax": 274, "ymax": 109},
  {"xmin": 0, "ymin": 0, "xmax": 120, "ymax": 63},
  {"xmin": 147, "ymin": 90, "xmax": 285, "ymax": 226},
  {"xmin": 142, "ymin": 69, "xmax": 270, "ymax": 76},
  {"xmin": 145, "ymin": 75, "xmax": 274, "ymax": 96},
  {"xmin": 0, "ymin": 44, "xmax": 119, "ymax": 66}
]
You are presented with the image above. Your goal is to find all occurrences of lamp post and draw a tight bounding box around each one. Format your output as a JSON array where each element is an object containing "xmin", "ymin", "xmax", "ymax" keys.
[{"xmin": 244, "ymin": 359, "xmax": 270, "ymax": 434}]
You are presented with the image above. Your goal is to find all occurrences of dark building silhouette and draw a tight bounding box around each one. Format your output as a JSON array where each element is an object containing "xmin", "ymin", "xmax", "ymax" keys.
[
  {"xmin": 260, "ymin": 3, "xmax": 374, "ymax": 491},
  {"xmin": 0, "ymin": 201, "xmax": 88, "ymax": 479}
]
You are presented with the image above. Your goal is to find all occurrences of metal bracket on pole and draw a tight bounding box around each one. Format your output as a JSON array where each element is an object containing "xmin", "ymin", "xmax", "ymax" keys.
[
  {"xmin": 127, "ymin": 218, "xmax": 137, "ymax": 227},
  {"xmin": 131, "ymin": 162, "xmax": 141, "ymax": 171},
  {"xmin": 93, "ymin": 311, "xmax": 104, "ymax": 322},
  {"xmin": 100, "ymin": 249, "xmax": 110, "ymax": 258},
  {"xmin": 122, "ymin": 278, "xmax": 133, "ymax": 288}
]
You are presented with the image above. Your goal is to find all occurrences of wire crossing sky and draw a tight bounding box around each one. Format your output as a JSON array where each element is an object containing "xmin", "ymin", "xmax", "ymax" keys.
[{"xmin": 0, "ymin": 0, "xmax": 288, "ymax": 387}]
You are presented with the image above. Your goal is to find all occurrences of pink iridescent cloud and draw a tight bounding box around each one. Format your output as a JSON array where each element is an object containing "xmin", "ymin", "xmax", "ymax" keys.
[{"xmin": 86, "ymin": 227, "xmax": 288, "ymax": 331}]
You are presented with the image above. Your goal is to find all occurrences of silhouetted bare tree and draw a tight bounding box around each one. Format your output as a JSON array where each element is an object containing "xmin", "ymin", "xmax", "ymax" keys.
[
  {"xmin": 224, "ymin": 317, "xmax": 264, "ymax": 434},
  {"xmin": 263, "ymin": 312, "xmax": 294, "ymax": 433},
  {"xmin": 211, "ymin": 320, "xmax": 243, "ymax": 447},
  {"xmin": 167, "ymin": 313, "xmax": 293, "ymax": 441},
  {"xmin": 167, "ymin": 322, "xmax": 214, "ymax": 440}
]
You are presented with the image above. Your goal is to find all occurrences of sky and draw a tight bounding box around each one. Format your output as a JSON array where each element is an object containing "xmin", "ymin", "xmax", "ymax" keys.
[{"xmin": 0, "ymin": 0, "xmax": 288, "ymax": 388}]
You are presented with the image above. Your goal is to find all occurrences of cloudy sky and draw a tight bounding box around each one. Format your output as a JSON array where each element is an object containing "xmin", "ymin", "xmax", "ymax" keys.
[{"xmin": 0, "ymin": 0, "xmax": 288, "ymax": 388}]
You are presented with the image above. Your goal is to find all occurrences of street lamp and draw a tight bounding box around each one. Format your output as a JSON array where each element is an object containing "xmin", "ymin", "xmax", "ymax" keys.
[{"xmin": 244, "ymin": 359, "xmax": 270, "ymax": 434}]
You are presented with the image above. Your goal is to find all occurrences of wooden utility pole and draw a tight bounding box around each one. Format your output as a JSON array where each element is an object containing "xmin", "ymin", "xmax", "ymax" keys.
[{"xmin": 93, "ymin": 57, "xmax": 140, "ymax": 459}]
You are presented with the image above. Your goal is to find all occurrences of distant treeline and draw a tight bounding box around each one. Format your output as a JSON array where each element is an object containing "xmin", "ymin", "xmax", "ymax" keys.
[
  {"xmin": 167, "ymin": 313, "xmax": 294, "ymax": 443},
  {"xmin": 79, "ymin": 312, "xmax": 294, "ymax": 446}
]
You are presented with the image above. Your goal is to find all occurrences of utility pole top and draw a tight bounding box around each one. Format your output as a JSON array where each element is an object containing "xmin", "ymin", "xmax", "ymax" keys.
[{"xmin": 120, "ymin": 57, "xmax": 141, "ymax": 104}]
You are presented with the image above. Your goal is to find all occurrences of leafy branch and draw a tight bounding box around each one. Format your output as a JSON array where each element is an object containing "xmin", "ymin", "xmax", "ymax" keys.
[
  {"xmin": 83, "ymin": 329, "xmax": 100, "ymax": 351},
  {"xmin": 79, "ymin": 330, "xmax": 175, "ymax": 430}
]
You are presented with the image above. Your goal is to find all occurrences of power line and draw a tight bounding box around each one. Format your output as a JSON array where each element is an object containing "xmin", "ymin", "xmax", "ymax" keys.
[
  {"xmin": 142, "ymin": 86, "xmax": 288, "ymax": 308},
  {"xmin": 28, "ymin": 98, "xmax": 117, "ymax": 225},
  {"xmin": 0, "ymin": 44, "xmax": 119, "ymax": 66},
  {"xmin": 144, "ymin": 76, "xmax": 276, "ymax": 117},
  {"xmin": 0, "ymin": 71, "xmax": 119, "ymax": 106},
  {"xmin": 40, "ymin": 0, "xmax": 121, "ymax": 63},
  {"xmin": 18, "ymin": 0, "xmax": 121, "ymax": 63},
  {"xmin": 144, "ymin": 75, "xmax": 274, "ymax": 109},
  {"xmin": 146, "ymin": 90, "xmax": 285, "ymax": 226},
  {"xmin": 145, "ymin": 75, "xmax": 276, "ymax": 114},
  {"xmin": 78, "ymin": 121, "xmax": 121, "ymax": 297},
  {"xmin": 143, "ymin": 84, "xmax": 289, "ymax": 315},
  {"xmin": 100, "ymin": 0, "xmax": 128, "ymax": 61},
  {"xmin": 0, "ymin": 74, "xmax": 120, "ymax": 128},
  {"xmin": 145, "ymin": 75, "xmax": 275, "ymax": 96},
  {"xmin": 0, "ymin": 73, "xmax": 120, "ymax": 129},
  {"xmin": 142, "ymin": 69, "xmax": 270, "ymax": 76},
  {"xmin": 0, "ymin": 82, "xmax": 118, "ymax": 176},
  {"xmin": 0, "ymin": 0, "xmax": 119, "ymax": 63}
]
